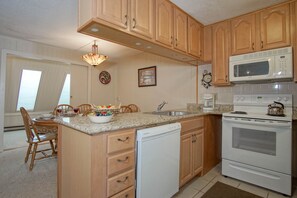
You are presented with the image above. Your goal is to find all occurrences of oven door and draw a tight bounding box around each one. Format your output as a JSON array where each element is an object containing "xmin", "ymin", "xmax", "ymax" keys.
[{"xmin": 222, "ymin": 116, "xmax": 292, "ymax": 174}]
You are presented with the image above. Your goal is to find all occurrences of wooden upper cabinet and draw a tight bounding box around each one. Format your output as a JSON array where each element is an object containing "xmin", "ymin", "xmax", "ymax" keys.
[
  {"xmin": 260, "ymin": 4, "xmax": 290, "ymax": 50},
  {"xmin": 231, "ymin": 14, "xmax": 256, "ymax": 55},
  {"xmin": 174, "ymin": 7, "xmax": 188, "ymax": 53},
  {"xmin": 130, "ymin": 0, "xmax": 154, "ymax": 39},
  {"xmin": 155, "ymin": 0, "xmax": 173, "ymax": 47},
  {"xmin": 188, "ymin": 17, "xmax": 203, "ymax": 58},
  {"xmin": 212, "ymin": 21, "xmax": 230, "ymax": 86},
  {"xmin": 96, "ymin": 0, "xmax": 154, "ymax": 39},
  {"xmin": 96, "ymin": 0, "xmax": 128, "ymax": 29},
  {"xmin": 203, "ymin": 25, "xmax": 212, "ymax": 62},
  {"xmin": 292, "ymin": 1, "xmax": 297, "ymax": 82}
]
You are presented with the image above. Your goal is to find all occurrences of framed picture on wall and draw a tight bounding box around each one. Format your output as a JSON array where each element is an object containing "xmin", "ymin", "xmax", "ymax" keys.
[{"xmin": 138, "ymin": 66, "xmax": 157, "ymax": 87}]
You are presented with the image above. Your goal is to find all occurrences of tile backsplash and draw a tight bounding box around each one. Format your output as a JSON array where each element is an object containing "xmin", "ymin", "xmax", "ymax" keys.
[{"xmin": 198, "ymin": 64, "xmax": 297, "ymax": 106}]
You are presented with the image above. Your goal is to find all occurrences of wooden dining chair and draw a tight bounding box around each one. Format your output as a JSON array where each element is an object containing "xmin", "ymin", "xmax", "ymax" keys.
[
  {"xmin": 128, "ymin": 104, "xmax": 140, "ymax": 112},
  {"xmin": 53, "ymin": 104, "xmax": 74, "ymax": 115},
  {"xmin": 119, "ymin": 106, "xmax": 132, "ymax": 113},
  {"xmin": 20, "ymin": 107, "xmax": 57, "ymax": 171},
  {"xmin": 77, "ymin": 104, "xmax": 92, "ymax": 114}
]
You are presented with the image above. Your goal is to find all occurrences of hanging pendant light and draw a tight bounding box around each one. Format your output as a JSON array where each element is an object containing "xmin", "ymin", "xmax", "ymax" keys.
[{"xmin": 82, "ymin": 41, "xmax": 108, "ymax": 66}]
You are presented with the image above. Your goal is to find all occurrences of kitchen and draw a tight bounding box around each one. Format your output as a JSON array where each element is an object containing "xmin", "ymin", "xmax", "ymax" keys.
[{"xmin": 1, "ymin": 0, "xmax": 297, "ymax": 198}]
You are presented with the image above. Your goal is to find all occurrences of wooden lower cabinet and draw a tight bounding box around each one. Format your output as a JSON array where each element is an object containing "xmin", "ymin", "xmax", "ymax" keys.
[
  {"xmin": 58, "ymin": 126, "xmax": 136, "ymax": 198},
  {"xmin": 58, "ymin": 115, "xmax": 221, "ymax": 197},
  {"xmin": 110, "ymin": 186, "xmax": 135, "ymax": 198},
  {"xmin": 203, "ymin": 115, "xmax": 222, "ymax": 174},
  {"xmin": 107, "ymin": 169, "xmax": 135, "ymax": 197},
  {"xmin": 179, "ymin": 117, "xmax": 204, "ymax": 187}
]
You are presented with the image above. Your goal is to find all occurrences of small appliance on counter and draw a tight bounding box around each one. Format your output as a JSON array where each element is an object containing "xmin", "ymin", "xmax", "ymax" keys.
[{"xmin": 203, "ymin": 93, "xmax": 215, "ymax": 111}]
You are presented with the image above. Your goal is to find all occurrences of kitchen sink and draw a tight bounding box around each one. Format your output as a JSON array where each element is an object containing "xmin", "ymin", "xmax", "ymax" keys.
[{"xmin": 148, "ymin": 110, "xmax": 192, "ymax": 116}]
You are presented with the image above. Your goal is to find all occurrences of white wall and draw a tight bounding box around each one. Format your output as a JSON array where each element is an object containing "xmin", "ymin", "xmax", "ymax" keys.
[
  {"xmin": 198, "ymin": 64, "xmax": 297, "ymax": 106},
  {"xmin": 90, "ymin": 61, "xmax": 118, "ymax": 105},
  {"xmin": 0, "ymin": 35, "xmax": 95, "ymax": 152},
  {"xmin": 0, "ymin": 35, "xmax": 198, "ymax": 152},
  {"xmin": 4, "ymin": 56, "xmax": 90, "ymax": 127},
  {"xmin": 115, "ymin": 53, "xmax": 197, "ymax": 112}
]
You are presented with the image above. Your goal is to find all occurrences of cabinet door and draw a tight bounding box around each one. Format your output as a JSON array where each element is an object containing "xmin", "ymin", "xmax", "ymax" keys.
[
  {"xmin": 292, "ymin": 2, "xmax": 297, "ymax": 82},
  {"xmin": 180, "ymin": 133, "xmax": 193, "ymax": 187},
  {"xmin": 192, "ymin": 130, "xmax": 203, "ymax": 176},
  {"xmin": 156, "ymin": 0, "xmax": 173, "ymax": 47},
  {"xmin": 130, "ymin": 0, "xmax": 154, "ymax": 39},
  {"xmin": 203, "ymin": 25, "xmax": 212, "ymax": 63},
  {"xmin": 188, "ymin": 17, "xmax": 203, "ymax": 58},
  {"xmin": 174, "ymin": 7, "xmax": 188, "ymax": 53},
  {"xmin": 97, "ymin": 0, "xmax": 128, "ymax": 29},
  {"xmin": 231, "ymin": 14, "xmax": 256, "ymax": 55},
  {"xmin": 260, "ymin": 4, "xmax": 290, "ymax": 50},
  {"xmin": 204, "ymin": 115, "xmax": 222, "ymax": 174},
  {"xmin": 212, "ymin": 21, "xmax": 230, "ymax": 85}
]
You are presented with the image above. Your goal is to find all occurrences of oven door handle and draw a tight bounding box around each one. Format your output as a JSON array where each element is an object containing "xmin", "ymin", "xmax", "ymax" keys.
[{"xmin": 223, "ymin": 117, "xmax": 291, "ymax": 127}]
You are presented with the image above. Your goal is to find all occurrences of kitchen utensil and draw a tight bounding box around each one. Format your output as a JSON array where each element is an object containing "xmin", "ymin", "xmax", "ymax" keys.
[{"xmin": 267, "ymin": 101, "xmax": 284, "ymax": 116}]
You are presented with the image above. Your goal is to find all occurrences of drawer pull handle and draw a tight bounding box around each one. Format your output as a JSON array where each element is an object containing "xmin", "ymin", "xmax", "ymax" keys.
[
  {"xmin": 125, "ymin": 194, "xmax": 129, "ymax": 198},
  {"xmin": 117, "ymin": 156, "xmax": 129, "ymax": 162},
  {"xmin": 132, "ymin": 18, "xmax": 136, "ymax": 28},
  {"xmin": 124, "ymin": 14, "xmax": 128, "ymax": 26},
  {"xmin": 117, "ymin": 137, "xmax": 129, "ymax": 142},
  {"xmin": 117, "ymin": 176, "xmax": 128, "ymax": 183}
]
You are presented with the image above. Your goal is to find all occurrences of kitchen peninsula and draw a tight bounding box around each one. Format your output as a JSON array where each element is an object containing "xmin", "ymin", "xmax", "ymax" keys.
[{"xmin": 55, "ymin": 110, "xmax": 223, "ymax": 198}]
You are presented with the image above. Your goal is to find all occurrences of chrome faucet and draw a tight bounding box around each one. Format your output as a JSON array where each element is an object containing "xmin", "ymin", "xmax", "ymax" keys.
[{"xmin": 157, "ymin": 101, "xmax": 168, "ymax": 111}]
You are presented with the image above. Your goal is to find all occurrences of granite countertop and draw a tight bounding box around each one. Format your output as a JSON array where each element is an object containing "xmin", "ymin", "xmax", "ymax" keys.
[
  {"xmin": 54, "ymin": 109, "xmax": 227, "ymax": 135},
  {"xmin": 54, "ymin": 104, "xmax": 297, "ymax": 135}
]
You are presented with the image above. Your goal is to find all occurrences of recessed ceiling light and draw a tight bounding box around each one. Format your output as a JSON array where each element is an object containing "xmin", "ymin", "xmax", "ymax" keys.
[
  {"xmin": 146, "ymin": 46, "xmax": 152, "ymax": 49},
  {"xmin": 91, "ymin": 27, "xmax": 99, "ymax": 32},
  {"xmin": 135, "ymin": 42, "xmax": 141, "ymax": 46}
]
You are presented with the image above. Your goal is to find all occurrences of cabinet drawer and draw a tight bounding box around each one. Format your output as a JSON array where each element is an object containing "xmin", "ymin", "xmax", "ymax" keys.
[
  {"xmin": 181, "ymin": 117, "xmax": 204, "ymax": 133},
  {"xmin": 108, "ymin": 130, "xmax": 135, "ymax": 154},
  {"xmin": 108, "ymin": 150, "xmax": 135, "ymax": 176},
  {"xmin": 107, "ymin": 169, "xmax": 135, "ymax": 197},
  {"xmin": 110, "ymin": 186, "xmax": 135, "ymax": 198}
]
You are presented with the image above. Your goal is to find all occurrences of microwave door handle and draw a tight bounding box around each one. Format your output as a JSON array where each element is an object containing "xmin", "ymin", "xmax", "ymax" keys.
[{"xmin": 223, "ymin": 117, "xmax": 291, "ymax": 127}]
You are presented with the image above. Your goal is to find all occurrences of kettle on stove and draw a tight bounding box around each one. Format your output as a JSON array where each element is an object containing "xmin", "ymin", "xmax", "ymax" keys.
[{"xmin": 267, "ymin": 101, "xmax": 284, "ymax": 116}]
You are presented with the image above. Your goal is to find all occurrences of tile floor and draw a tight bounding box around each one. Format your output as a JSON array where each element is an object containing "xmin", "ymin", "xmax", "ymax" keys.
[{"xmin": 174, "ymin": 164, "xmax": 297, "ymax": 198}]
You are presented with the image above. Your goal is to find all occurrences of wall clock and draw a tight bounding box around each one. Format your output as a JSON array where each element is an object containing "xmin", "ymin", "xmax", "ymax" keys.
[
  {"xmin": 99, "ymin": 71, "xmax": 111, "ymax": 84},
  {"xmin": 201, "ymin": 70, "xmax": 212, "ymax": 89}
]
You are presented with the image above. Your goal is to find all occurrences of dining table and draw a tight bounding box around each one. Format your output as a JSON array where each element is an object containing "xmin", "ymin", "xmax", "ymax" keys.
[{"xmin": 33, "ymin": 117, "xmax": 58, "ymax": 134}]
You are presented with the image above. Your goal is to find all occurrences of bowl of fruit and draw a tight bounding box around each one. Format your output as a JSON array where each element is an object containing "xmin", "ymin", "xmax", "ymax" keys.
[{"xmin": 87, "ymin": 111, "xmax": 113, "ymax": 123}]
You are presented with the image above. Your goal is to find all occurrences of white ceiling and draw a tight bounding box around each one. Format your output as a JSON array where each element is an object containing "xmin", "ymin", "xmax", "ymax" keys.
[
  {"xmin": 0, "ymin": 0, "xmax": 288, "ymax": 61},
  {"xmin": 171, "ymin": 0, "xmax": 287, "ymax": 25}
]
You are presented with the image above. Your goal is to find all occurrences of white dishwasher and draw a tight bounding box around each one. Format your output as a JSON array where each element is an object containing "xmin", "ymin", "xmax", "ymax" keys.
[{"xmin": 136, "ymin": 123, "xmax": 181, "ymax": 198}]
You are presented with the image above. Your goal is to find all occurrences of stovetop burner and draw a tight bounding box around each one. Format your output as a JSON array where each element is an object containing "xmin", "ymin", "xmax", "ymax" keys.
[{"xmin": 230, "ymin": 111, "xmax": 247, "ymax": 114}]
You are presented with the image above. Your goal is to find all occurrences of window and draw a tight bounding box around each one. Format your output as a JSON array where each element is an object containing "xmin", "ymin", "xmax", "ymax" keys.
[
  {"xmin": 58, "ymin": 74, "xmax": 71, "ymax": 104},
  {"xmin": 17, "ymin": 69, "xmax": 42, "ymax": 111}
]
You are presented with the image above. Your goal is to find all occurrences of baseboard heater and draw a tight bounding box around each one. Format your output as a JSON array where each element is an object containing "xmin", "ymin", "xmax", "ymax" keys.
[{"xmin": 4, "ymin": 125, "xmax": 25, "ymax": 132}]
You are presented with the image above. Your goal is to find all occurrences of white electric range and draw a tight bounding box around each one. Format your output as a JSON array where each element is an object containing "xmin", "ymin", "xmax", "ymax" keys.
[{"xmin": 222, "ymin": 94, "xmax": 292, "ymax": 196}]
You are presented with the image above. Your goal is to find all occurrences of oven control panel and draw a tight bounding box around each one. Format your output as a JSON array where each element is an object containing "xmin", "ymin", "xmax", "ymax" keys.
[{"xmin": 233, "ymin": 94, "xmax": 292, "ymax": 106}]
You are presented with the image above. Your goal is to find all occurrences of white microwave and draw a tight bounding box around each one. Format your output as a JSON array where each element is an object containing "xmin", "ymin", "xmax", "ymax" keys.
[{"xmin": 229, "ymin": 47, "xmax": 293, "ymax": 83}]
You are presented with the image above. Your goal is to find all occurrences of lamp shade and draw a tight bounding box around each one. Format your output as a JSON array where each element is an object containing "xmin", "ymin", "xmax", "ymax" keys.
[{"xmin": 82, "ymin": 41, "xmax": 108, "ymax": 66}]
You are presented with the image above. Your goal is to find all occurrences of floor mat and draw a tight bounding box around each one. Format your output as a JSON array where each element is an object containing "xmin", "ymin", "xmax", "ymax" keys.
[{"xmin": 202, "ymin": 182, "xmax": 263, "ymax": 198}]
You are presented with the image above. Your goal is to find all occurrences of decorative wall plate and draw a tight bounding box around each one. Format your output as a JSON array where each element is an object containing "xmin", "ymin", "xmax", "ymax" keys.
[
  {"xmin": 202, "ymin": 70, "xmax": 212, "ymax": 89},
  {"xmin": 99, "ymin": 71, "xmax": 111, "ymax": 84}
]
